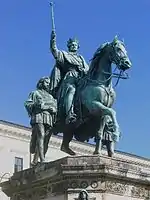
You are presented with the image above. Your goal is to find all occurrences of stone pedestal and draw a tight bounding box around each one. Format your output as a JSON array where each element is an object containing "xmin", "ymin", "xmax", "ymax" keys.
[{"xmin": 1, "ymin": 155, "xmax": 150, "ymax": 200}]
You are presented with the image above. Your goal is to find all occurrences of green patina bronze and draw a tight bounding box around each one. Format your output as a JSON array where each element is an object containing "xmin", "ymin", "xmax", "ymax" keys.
[
  {"xmin": 50, "ymin": 33, "xmax": 132, "ymax": 156},
  {"xmin": 24, "ymin": 3, "xmax": 132, "ymax": 160},
  {"xmin": 50, "ymin": 30, "xmax": 89, "ymax": 125},
  {"xmin": 24, "ymin": 77, "xmax": 57, "ymax": 165}
]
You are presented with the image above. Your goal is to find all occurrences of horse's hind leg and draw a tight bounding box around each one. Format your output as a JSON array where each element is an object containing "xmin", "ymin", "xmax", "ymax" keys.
[
  {"xmin": 61, "ymin": 131, "xmax": 76, "ymax": 155},
  {"xmin": 93, "ymin": 117, "xmax": 105, "ymax": 155}
]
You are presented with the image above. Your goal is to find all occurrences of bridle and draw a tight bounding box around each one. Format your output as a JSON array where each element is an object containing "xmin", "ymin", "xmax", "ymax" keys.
[
  {"xmin": 87, "ymin": 42, "xmax": 129, "ymax": 88},
  {"xmin": 102, "ymin": 67, "xmax": 129, "ymax": 88},
  {"xmin": 87, "ymin": 66, "xmax": 129, "ymax": 89}
]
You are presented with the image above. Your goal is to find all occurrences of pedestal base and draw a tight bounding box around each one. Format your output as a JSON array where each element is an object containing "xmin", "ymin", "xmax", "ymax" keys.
[{"xmin": 1, "ymin": 155, "xmax": 150, "ymax": 200}]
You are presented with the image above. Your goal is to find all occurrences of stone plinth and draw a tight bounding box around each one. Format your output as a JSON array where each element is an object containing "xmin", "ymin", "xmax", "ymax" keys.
[{"xmin": 1, "ymin": 155, "xmax": 150, "ymax": 200}]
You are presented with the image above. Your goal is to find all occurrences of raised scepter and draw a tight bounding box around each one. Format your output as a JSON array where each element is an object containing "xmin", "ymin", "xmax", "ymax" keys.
[
  {"xmin": 50, "ymin": 2, "xmax": 55, "ymax": 31},
  {"xmin": 49, "ymin": 1, "xmax": 58, "ymax": 98}
]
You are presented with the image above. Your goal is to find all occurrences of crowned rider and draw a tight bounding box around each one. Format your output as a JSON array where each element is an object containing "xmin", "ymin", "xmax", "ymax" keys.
[{"xmin": 50, "ymin": 30, "xmax": 89, "ymax": 125}]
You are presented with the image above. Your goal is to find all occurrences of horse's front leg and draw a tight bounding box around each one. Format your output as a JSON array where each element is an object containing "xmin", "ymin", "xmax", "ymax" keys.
[
  {"xmin": 93, "ymin": 139, "xmax": 102, "ymax": 155},
  {"xmin": 93, "ymin": 117, "xmax": 105, "ymax": 155}
]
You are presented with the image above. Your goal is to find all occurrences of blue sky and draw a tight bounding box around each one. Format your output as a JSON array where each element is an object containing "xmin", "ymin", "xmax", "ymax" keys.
[{"xmin": 0, "ymin": 0, "xmax": 150, "ymax": 158}]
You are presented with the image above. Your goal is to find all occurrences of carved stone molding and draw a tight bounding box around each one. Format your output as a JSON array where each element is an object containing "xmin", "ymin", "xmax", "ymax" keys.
[
  {"xmin": 131, "ymin": 186, "xmax": 149, "ymax": 198},
  {"xmin": 11, "ymin": 185, "xmax": 51, "ymax": 200},
  {"xmin": 74, "ymin": 198, "xmax": 96, "ymax": 200},
  {"xmin": 9, "ymin": 179, "xmax": 150, "ymax": 199},
  {"xmin": 68, "ymin": 180, "xmax": 100, "ymax": 191},
  {"xmin": 105, "ymin": 181, "xmax": 127, "ymax": 195},
  {"xmin": 91, "ymin": 181, "xmax": 99, "ymax": 189},
  {"xmin": 105, "ymin": 181, "xmax": 150, "ymax": 198}
]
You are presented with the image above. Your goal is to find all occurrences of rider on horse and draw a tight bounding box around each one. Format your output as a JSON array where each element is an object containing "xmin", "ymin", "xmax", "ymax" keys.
[{"xmin": 50, "ymin": 30, "xmax": 89, "ymax": 125}]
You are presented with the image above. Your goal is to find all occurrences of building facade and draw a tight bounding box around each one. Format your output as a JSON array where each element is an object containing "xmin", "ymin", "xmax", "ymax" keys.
[{"xmin": 0, "ymin": 120, "xmax": 150, "ymax": 200}]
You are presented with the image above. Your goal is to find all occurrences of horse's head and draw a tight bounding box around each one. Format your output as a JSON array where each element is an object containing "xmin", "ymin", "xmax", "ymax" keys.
[
  {"xmin": 89, "ymin": 36, "xmax": 132, "ymax": 82},
  {"xmin": 110, "ymin": 36, "xmax": 132, "ymax": 71}
]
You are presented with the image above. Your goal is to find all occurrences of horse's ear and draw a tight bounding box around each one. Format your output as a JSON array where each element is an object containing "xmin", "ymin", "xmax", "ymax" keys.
[{"xmin": 113, "ymin": 35, "xmax": 118, "ymax": 44}]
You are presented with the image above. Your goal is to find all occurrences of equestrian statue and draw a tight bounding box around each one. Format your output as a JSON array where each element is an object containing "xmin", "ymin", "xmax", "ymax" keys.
[
  {"xmin": 49, "ymin": 3, "xmax": 132, "ymax": 156},
  {"xmin": 25, "ymin": 3, "xmax": 132, "ymax": 162}
]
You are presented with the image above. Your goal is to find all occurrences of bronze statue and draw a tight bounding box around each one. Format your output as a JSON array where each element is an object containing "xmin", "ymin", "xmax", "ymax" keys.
[
  {"xmin": 50, "ymin": 31, "xmax": 89, "ymax": 125},
  {"xmin": 24, "ymin": 3, "xmax": 132, "ymax": 159},
  {"xmin": 100, "ymin": 115, "xmax": 116, "ymax": 157},
  {"xmin": 51, "ymin": 36, "xmax": 132, "ymax": 156},
  {"xmin": 49, "ymin": 3, "xmax": 89, "ymax": 126},
  {"xmin": 24, "ymin": 77, "xmax": 57, "ymax": 165},
  {"xmin": 48, "ymin": 3, "xmax": 132, "ymax": 156}
]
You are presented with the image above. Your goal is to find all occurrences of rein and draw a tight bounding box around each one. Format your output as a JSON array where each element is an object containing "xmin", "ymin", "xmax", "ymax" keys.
[
  {"xmin": 87, "ymin": 67, "xmax": 129, "ymax": 88},
  {"xmin": 102, "ymin": 67, "xmax": 129, "ymax": 88}
]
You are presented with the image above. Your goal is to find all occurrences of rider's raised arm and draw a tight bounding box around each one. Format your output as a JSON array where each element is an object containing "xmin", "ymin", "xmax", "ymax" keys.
[{"xmin": 50, "ymin": 30, "xmax": 59, "ymax": 59}]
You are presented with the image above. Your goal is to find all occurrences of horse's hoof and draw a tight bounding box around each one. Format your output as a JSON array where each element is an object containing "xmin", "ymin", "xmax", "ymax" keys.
[
  {"xmin": 108, "ymin": 151, "xmax": 114, "ymax": 157},
  {"xmin": 67, "ymin": 149, "xmax": 76, "ymax": 156},
  {"xmin": 61, "ymin": 146, "xmax": 76, "ymax": 156},
  {"xmin": 93, "ymin": 151, "xmax": 101, "ymax": 155}
]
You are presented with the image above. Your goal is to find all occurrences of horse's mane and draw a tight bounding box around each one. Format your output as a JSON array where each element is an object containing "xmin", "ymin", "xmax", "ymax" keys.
[
  {"xmin": 77, "ymin": 42, "xmax": 111, "ymax": 92},
  {"xmin": 91, "ymin": 42, "xmax": 110, "ymax": 61},
  {"xmin": 87, "ymin": 42, "xmax": 110, "ymax": 78}
]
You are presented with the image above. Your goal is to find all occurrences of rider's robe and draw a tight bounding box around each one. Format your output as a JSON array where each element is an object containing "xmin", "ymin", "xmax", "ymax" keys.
[{"xmin": 49, "ymin": 50, "xmax": 89, "ymax": 119}]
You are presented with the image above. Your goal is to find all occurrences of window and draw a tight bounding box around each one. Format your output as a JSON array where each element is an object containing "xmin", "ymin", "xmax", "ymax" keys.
[{"xmin": 14, "ymin": 157, "xmax": 23, "ymax": 172}]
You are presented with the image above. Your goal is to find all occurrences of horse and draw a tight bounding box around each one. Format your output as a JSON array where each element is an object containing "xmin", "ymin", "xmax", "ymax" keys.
[{"xmin": 53, "ymin": 36, "xmax": 132, "ymax": 156}]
